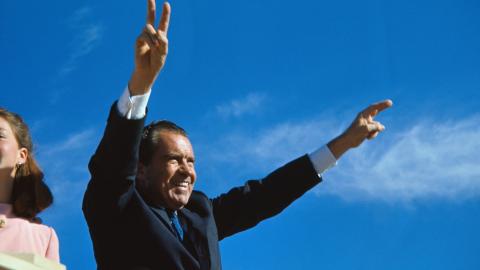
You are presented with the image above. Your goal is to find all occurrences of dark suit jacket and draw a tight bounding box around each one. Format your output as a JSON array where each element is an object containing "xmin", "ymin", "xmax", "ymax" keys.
[{"xmin": 82, "ymin": 103, "xmax": 322, "ymax": 270}]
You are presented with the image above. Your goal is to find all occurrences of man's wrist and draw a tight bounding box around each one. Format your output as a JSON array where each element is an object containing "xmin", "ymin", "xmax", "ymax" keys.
[
  {"xmin": 327, "ymin": 134, "xmax": 351, "ymax": 159},
  {"xmin": 128, "ymin": 70, "xmax": 156, "ymax": 95}
]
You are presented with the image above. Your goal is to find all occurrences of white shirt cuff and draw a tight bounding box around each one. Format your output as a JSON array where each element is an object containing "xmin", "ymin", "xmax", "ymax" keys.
[
  {"xmin": 117, "ymin": 86, "xmax": 151, "ymax": 119},
  {"xmin": 308, "ymin": 145, "xmax": 337, "ymax": 176}
]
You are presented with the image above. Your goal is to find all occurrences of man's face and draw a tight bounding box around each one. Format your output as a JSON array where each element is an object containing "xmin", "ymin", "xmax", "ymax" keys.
[{"xmin": 138, "ymin": 131, "xmax": 196, "ymax": 210}]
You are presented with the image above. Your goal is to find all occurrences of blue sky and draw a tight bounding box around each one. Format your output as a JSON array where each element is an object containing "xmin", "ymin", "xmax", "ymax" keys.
[{"xmin": 1, "ymin": 0, "xmax": 480, "ymax": 269}]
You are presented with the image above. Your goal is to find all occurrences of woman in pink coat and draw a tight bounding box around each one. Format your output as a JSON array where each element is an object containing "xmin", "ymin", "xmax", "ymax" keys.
[{"xmin": 0, "ymin": 108, "xmax": 59, "ymax": 262}]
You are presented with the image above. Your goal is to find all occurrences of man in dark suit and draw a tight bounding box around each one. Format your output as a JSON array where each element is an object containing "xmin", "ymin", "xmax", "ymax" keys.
[{"xmin": 82, "ymin": 1, "xmax": 392, "ymax": 269}]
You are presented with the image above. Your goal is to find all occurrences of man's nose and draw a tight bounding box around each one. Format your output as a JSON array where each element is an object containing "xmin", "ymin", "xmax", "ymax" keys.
[{"xmin": 178, "ymin": 159, "xmax": 193, "ymax": 175}]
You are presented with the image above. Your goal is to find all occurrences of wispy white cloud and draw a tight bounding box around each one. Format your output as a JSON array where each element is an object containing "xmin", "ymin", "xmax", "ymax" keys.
[
  {"xmin": 69, "ymin": 7, "xmax": 92, "ymax": 24},
  {"xmin": 202, "ymin": 115, "xmax": 342, "ymax": 173},
  {"xmin": 319, "ymin": 116, "xmax": 480, "ymax": 203},
  {"xmin": 203, "ymin": 114, "xmax": 480, "ymax": 203},
  {"xmin": 58, "ymin": 7, "xmax": 104, "ymax": 77},
  {"xmin": 36, "ymin": 128, "xmax": 98, "ymax": 205},
  {"xmin": 48, "ymin": 7, "xmax": 104, "ymax": 104},
  {"xmin": 40, "ymin": 129, "xmax": 96, "ymax": 156},
  {"xmin": 216, "ymin": 92, "xmax": 267, "ymax": 119}
]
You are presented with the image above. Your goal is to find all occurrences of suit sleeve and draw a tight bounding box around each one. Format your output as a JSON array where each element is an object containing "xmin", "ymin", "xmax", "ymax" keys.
[
  {"xmin": 82, "ymin": 102, "xmax": 146, "ymax": 221},
  {"xmin": 211, "ymin": 155, "xmax": 322, "ymax": 240}
]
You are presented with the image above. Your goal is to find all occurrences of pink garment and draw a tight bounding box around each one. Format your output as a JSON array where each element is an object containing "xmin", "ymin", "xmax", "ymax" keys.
[{"xmin": 0, "ymin": 203, "xmax": 59, "ymax": 262}]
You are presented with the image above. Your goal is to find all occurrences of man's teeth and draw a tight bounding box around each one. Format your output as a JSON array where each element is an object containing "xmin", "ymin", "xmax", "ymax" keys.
[{"xmin": 174, "ymin": 181, "xmax": 189, "ymax": 188}]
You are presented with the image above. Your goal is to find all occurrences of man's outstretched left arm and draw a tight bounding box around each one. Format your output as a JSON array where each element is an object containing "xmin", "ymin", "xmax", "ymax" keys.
[{"xmin": 212, "ymin": 100, "xmax": 393, "ymax": 240}]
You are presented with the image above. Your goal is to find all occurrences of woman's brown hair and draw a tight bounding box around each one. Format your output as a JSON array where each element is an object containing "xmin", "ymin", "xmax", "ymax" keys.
[{"xmin": 0, "ymin": 108, "xmax": 53, "ymax": 222}]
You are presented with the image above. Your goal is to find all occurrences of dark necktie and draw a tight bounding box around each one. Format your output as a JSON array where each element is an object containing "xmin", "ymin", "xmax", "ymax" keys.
[{"xmin": 168, "ymin": 210, "xmax": 184, "ymax": 241}]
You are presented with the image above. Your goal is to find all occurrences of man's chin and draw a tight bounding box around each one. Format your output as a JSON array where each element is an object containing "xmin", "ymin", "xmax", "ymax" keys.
[{"xmin": 167, "ymin": 195, "xmax": 191, "ymax": 209}]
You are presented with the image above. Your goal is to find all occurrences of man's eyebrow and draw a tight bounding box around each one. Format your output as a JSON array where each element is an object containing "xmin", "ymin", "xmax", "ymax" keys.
[
  {"xmin": 163, "ymin": 152, "xmax": 183, "ymax": 158},
  {"xmin": 163, "ymin": 152, "xmax": 195, "ymax": 160}
]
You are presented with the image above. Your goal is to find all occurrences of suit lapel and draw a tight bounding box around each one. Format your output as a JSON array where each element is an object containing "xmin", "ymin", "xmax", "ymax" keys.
[
  {"xmin": 149, "ymin": 206, "xmax": 177, "ymax": 236},
  {"xmin": 181, "ymin": 208, "xmax": 212, "ymax": 270},
  {"xmin": 148, "ymin": 203, "xmax": 218, "ymax": 269}
]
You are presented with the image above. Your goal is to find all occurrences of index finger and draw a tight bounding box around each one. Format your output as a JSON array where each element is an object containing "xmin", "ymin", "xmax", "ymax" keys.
[
  {"xmin": 158, "ymin": 2, "xmax": 171, "ymax": 33},
  {"xmin": 146, "ymin": 0, "xmax": 156, "ymax": 26},
  {"xmin": 362, "ymin": 99, "xmax": 393, "ymax": 116}
]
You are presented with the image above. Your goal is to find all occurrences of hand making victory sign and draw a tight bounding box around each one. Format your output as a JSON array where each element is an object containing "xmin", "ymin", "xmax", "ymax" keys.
[{"xmin": 129, "ymin": 0, "xmax": 171, "ymax": 95}]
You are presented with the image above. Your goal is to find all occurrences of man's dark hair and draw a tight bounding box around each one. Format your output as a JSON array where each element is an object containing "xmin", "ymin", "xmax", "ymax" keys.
[{"xmin": 139, "ymin": 120, "xmax": 187, "ymax": 165}]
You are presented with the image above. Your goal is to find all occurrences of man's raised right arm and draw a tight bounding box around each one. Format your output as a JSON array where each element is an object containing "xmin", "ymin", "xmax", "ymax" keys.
[{"xmin": 83, "ymin": 1, "xmax": 171, "ymax": 214}]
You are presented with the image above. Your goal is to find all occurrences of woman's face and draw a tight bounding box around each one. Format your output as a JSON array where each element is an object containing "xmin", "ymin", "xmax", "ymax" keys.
[{"xmin": 0, "ymin": 117, "xmax": 25, "ymax": 180}]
